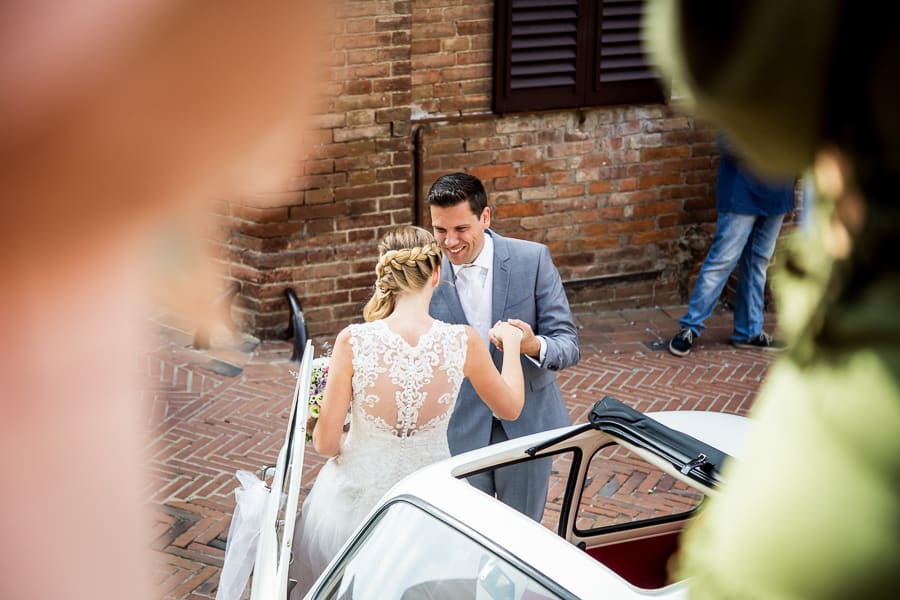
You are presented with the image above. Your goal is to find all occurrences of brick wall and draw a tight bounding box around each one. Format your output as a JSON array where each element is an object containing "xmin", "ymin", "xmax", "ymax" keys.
[{"xmin": 212, "ymin": 0, "xmax": 721, "ymax": 340}]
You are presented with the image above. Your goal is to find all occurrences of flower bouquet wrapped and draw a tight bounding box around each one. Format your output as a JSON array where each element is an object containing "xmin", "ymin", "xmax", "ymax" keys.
[{"xmin": 305, "ymin": 356, "xmax": 330, "ymax": 442}]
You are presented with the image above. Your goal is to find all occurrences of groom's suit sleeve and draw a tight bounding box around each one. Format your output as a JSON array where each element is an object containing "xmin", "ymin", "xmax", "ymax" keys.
[{"xmin": 533, "ymin": 245, "xmax": 580, "ymax": 371}]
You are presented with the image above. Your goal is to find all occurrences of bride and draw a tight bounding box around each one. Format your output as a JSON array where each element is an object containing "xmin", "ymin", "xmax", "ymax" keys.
[{"xmin": 289, "ymin": 225, "xmax": 525, "ymax": 597}]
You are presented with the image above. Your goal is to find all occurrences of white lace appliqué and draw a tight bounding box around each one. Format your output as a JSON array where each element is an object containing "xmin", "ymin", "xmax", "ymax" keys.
[
  {"xmin": 335, "ymin": 320, "xmax": 467, "ymax": 496},
  {"xmin": 348, "ymin": 320, "xmax": 466, "ymax": 439}
]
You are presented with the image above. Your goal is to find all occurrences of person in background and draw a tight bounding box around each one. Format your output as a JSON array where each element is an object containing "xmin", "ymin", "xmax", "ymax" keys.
[
  {"xmin": 0, "ymin": 2, "xmax": 330, "ymax": 599},
  {"xmin": 426, "ymin": 172, "xmax": 580, "ymax": 522},
  {"xmin": 647, "ymin": 1, "xmax": 900, "ymax": 597},
  {"xmin": 669, "ymin": 134, "xmax": 795, "ymax": 357}
]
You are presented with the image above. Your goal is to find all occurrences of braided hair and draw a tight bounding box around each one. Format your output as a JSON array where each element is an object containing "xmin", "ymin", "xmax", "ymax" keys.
[{"xmin": 363, "ymin": 226, "xmax": 443, "ymax": 321}]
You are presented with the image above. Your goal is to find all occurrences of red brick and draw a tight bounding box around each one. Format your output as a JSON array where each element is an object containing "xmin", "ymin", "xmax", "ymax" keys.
[
  {"xmin": 457, "ymin": 19, "xmax": 492, "ymax": 36},
  {"xmin": 376, "ymin": 15, "xmax": 411, "ymax": 31},
  {"xmin": 583, "ymin": 222, "xmax": 610, "ymax": 236},
  {"xmin": 686, "ymin": 170, "xmax": 717, "ymax": 185},
  {"xmin": 233, "ymin": 221, "xmax": 305, "ymax": 239},
  {"xmin": 468, "ymin": 164, "xmax": 516, "ymax": 181},
  {"xmin": 587, "ymin": 207, "xmax": 625, "ymax": 220},
  {"xmin": 520, "ymin": 213, "xmax": 575, "ymax": 229},
  {"xmin": 346, "ymin": 18, "xmax": 376, "ymax": 34},
  {"xmin": 413, "ymin": 38, "xmax": 441, "ymax": 54},
  {"xmin": 442, "ymin": 36, "xmax": 470, "ymax": 52},
  {"xmin": 508, "ymin": 132, "xmax": 538, "ymax": 147},
  {"xmin": 632, "ymin": 229, "xmax": 679, "ymax": 245},
  {"xmin": 637, "ymin": 173, "xmax": 685, "ymax": 189},
  {"xmin": 552, "ymin": 252, "xmax": 595, "ymax": 267},
  {"xmin": 522, "ymin": 159, "xmax": 568, "ymax": 175},
  {"xmin": 418, "ymin": 22, "xmax": 457, "ymax": 39},
  {"xmin": 631, "ymin": 200, "xmax": 681, "ymax": 217},
  {"xmin": 440, "ymin": 64, "xmax": 489, "ymax": 82},
  {"xmin": 493, "ymin": 201, "xmax": 542, "ymax": 218},
  {"xmin": 640, "ymin": 145, "xmax": 691, "ymax": 161},
  {"xmin": 557, "ymin": 184, "xmax": 588, "ymax": 198},
  {"xmin": 434, "ymin": 81, "xmax": 462, "ymax": 98},
  {"xmin": 494, "ymin": 175, "xmax": 546, "ymax": 190},
  {"xmin": 608, "ymin": 219, "xmax": 655, "ymax": 234},
  {"xmin": 229, "ymin": 205, "xmax": 289, "ymax": 224},
  {"xmin": 662, "ymin": 157, "xmax": 714, "ymax": 171},
  {"xmin": 659, "ymin": 184, "xmax": 711, "ymax": 200},
  {"xmin": 684, "ymin": 196, "xmax": 716, "ymax": 211},
  {"xmin": 645, "ymin": 117, "xmax": 692, "ymax": 133},
  {"xmin": 334, "ymin": 32, "xmax": 393, "ymax": 50},
  {"xmin": 458, "ymin": 50, "xmax": 492, "ymax": 65},
  {"xmin": 373, "ymin": 76, "xmax": 412, "ymax": 93},
  {"xmin": 570, "ymin": 236, "xmax": 621, "ymax": 251},
  {"xmin": 589, "ymin": 181, "xmax": 612, "ymax": 194},
  {"xmin": 333, "ymin": 124, "xmax": 391, "ymax": 143},
  {"xmin": 336, "ymin": 213, "xmax": 393, "ymax": 230}
]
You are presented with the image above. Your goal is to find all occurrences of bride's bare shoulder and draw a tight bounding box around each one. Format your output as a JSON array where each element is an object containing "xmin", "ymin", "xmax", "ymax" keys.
[{"xmin": 333, "ymin": 326, "xmax": 354, "ymax": 347}]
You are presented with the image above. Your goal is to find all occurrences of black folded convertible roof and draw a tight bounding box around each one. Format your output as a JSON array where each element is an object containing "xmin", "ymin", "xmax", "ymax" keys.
[{"xmin": 527, "ymin": 396, "xmax": 732, "ymax": 488}]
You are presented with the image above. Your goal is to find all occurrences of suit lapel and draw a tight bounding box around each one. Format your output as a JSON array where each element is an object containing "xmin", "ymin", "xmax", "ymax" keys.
[
  {"xmin": 436, "ymin": 255, "xmax": 468, "ymax": 324},
  {"xmin": 490, "ymin": 230, "xmax": 510, "ymax": 325}
]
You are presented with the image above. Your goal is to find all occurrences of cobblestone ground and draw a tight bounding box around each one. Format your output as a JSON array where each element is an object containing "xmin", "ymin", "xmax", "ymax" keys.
[{"xmin": 144, "ymin": 305, "xmax": 778, "ymax": 599}]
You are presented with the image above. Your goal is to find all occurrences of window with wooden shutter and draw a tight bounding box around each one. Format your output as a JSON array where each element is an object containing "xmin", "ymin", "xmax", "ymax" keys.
[{"xmin": 493, "ymin": 0, "xmax": 663, "ymax": 113}]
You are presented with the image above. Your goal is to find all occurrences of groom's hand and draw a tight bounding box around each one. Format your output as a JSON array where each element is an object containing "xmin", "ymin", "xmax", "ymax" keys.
[{"xmin": 505, "ymin": 318, "xmax": 541, "ymax": 358}]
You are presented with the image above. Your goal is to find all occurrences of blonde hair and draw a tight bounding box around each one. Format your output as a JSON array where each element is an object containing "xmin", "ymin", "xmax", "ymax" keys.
[{"xmin": 363, "ymin": 226, "xmax": 443, "ymax": 321}]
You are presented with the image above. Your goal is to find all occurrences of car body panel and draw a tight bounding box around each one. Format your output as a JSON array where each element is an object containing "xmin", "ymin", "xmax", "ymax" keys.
[{"xmin": 300, "ymin": 406, "xmax": 751, "ymax": 599}]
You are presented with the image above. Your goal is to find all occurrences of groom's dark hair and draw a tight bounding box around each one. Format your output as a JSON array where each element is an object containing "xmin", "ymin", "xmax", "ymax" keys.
[{"xmin": 426, "ymin": 172, "xmax": 488, "ymax": 215}]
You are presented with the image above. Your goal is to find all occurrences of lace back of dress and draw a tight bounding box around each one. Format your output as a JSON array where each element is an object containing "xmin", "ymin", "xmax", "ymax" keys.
[{"xmin": 348, "ymin": 320, "xmax": 467, "ymax": 439}]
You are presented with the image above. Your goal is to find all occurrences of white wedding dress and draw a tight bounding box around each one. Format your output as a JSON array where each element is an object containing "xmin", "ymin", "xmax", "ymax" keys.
[{"xmin": 289, "ymin": 319, "xmax": 468, "ymax": 598}]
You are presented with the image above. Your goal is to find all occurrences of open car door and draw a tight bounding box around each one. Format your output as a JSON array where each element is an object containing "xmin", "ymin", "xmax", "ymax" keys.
[{"xmin": 249, "ymin": 340, "xmax": 314, "ymax": 600}]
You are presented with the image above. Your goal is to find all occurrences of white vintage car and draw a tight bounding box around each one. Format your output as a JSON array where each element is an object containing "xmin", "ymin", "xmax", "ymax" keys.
[
  {"xmin": 298, "ymin": 402, "xmax": 747, "ymax": 600},
  {"xmin": 242, "ymin": 345, "xmax": 750, "ymax": 600}
]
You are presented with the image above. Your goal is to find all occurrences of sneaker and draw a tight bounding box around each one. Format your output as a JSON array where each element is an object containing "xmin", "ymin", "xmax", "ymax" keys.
[
  {"xmin": 731, "ymin": 332, "xmax": 786, "ymax": 352},
  {"xmin": 668, "ymin": 328, "xmax": 695, "ymax": 356}
]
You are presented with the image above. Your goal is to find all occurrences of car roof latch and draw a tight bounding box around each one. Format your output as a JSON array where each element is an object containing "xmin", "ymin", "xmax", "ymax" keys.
[{"xmin": 680, "ymin": 453, "xmax": 709, "ymax": 475}]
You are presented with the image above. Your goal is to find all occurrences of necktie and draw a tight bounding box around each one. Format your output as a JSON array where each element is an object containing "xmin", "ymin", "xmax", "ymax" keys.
[
  {"xmin": 457, "ymin": 265, "xmax": 489, "ymax": 344},
  {"xmin": 457, "ymin": 264, "xmax": 483, "ymax": 308}
]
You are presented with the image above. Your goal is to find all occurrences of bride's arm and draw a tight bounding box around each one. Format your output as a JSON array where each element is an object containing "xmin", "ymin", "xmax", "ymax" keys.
[
  {"xmin": 313, "ymin": 327, "xmax": 353, "ymax": 456},
  {"xmin": 464, "ymin": 323, "xmax": 524, "ymax": 420}
]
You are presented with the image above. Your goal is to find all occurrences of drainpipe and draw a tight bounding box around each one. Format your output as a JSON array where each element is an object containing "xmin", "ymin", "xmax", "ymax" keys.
[{"xmin": 412, "ymin": 125, "xmax": 424, "ymax": 226}]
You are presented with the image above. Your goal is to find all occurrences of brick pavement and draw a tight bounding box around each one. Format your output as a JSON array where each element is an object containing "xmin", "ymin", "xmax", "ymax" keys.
[{"xmin": 143, "ymin": 304, "xmax": 779, "ymax": 599}]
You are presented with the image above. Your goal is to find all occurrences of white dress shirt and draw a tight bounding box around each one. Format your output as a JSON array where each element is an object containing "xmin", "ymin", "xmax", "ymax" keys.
[{"xmin": 452, "ymin": 234, "xmax": 494, "ymax": 347}]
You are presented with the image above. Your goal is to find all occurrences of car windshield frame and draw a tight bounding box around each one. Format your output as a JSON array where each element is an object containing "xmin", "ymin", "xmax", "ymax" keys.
[{"xmin": 310, "ymin": 495, "xmax": 579, "ymax": 600}]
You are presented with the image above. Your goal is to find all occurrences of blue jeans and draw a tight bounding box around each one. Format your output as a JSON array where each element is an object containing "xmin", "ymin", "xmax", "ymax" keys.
[{"xmin": 680, "ymin": 211, "xmax": 785, "ymax": 342}]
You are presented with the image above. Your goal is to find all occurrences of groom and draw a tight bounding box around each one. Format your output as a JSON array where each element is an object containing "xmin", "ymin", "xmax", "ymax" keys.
[{"xmin": 427, "ymin": 172, "xmax": 580, "ymax": 521}]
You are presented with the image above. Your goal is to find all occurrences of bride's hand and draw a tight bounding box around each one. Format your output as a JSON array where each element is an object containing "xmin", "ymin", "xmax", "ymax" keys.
[{"xmin": 489, "ymin": 321, "xmax": 524, "ymax": 351}]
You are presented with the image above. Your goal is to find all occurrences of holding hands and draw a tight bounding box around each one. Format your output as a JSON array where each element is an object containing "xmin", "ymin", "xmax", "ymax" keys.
[
  {"xmin": 491, "ymin": 319, "xmax": 544, "ymax": 359},
  {"xmin": 489, "ymin": 320, "xmax": 525, "ymax": 352}
]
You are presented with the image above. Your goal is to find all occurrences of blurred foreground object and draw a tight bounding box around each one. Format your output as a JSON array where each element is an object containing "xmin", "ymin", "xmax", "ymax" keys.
[
  {"xmin": 646, "ymin": 1, "xmax": 900, "ymax": 597},
  {"xmin": 0, "ymin": 1, "xmax": 330, "ymax": 599}
]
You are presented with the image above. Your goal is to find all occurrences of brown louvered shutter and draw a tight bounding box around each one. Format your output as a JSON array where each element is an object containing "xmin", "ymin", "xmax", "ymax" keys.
[
  {"xmin": 493, "ymin": 0, "xmax": 585, "ymax": 113},
  {"xmin": 588, "ymin": 0, "xmax": 663, "ymax": 104},
  {"xmin": 493, "ymin": 0, "xmax": 662, "ymax": 113}
]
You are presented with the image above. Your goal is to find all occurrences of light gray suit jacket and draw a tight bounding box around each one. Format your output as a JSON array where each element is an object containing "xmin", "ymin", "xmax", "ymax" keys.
[{"xmin": 429, "ymin": 230, "xmax": 580, "ymax": 455}]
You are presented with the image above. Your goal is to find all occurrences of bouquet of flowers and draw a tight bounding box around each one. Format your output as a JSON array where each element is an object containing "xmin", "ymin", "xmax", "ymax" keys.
[{"xmin": 305, "ymin": 356, "xmax": 330, "ymax": 442}]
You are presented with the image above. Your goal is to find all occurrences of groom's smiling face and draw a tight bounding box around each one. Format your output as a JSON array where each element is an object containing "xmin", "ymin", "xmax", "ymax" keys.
[{"xmin": 430, "ymin": 200, "xmax": 491, "ymax": 266}]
